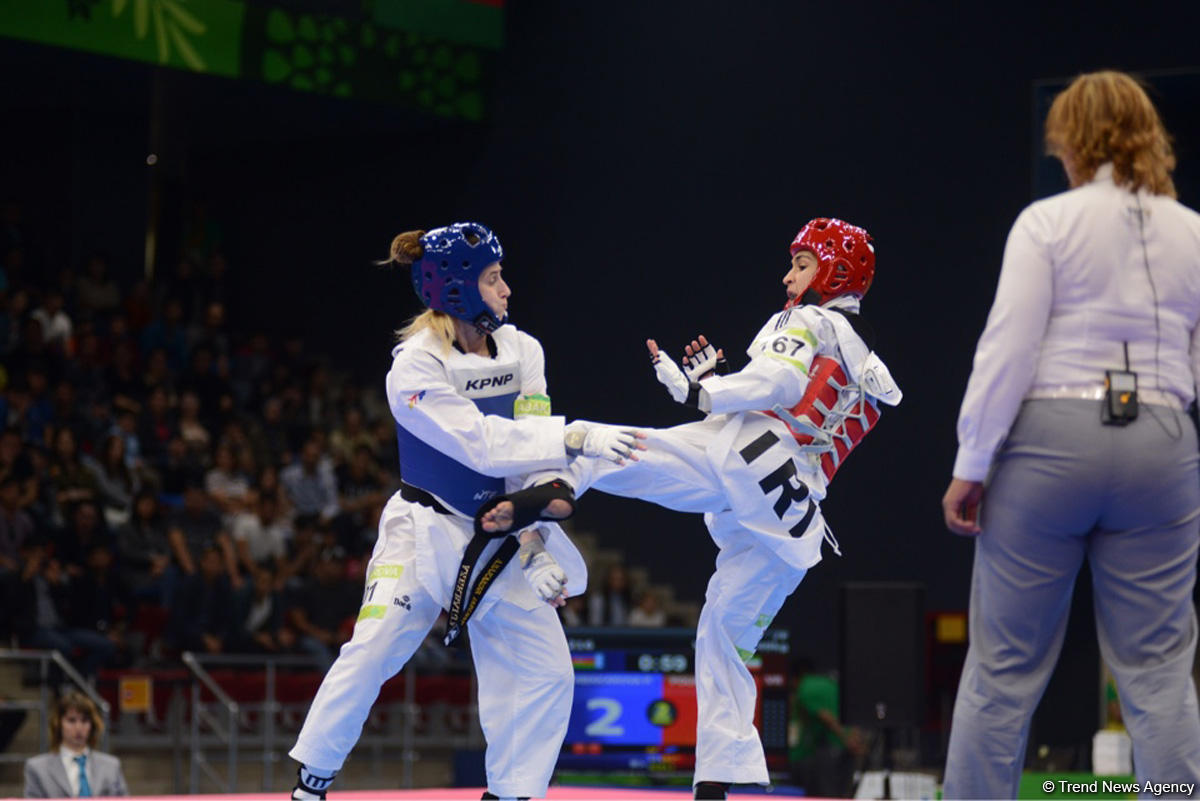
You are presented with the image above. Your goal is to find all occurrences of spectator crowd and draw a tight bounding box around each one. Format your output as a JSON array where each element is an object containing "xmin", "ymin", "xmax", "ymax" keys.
[
  {"xmin": 0, "ymin": 200, "xmax": 676, "ymax": 683},
  {"xmin": 0, "ymin": 201, "xmax": 396, "ymax": 677}
]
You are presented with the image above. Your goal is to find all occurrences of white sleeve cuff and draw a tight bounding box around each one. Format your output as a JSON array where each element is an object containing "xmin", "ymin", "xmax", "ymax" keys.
[
  {"xmin": 953, "ymin": 446, "xmax": 994, "ymax": 482},
  {"xmin": 697, "ymin": 375, "xmax": 727, "ymax": 414}
]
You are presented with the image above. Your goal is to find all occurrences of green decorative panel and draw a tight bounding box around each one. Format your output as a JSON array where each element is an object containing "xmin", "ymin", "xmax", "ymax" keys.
[
  {"xmin": 0, "ymin": 0, "xmax": 502, "ymax": 120},
  {"xmin": 371, "ymin": 0, "xmax": 503, "ymax": 49},
  {"xmin": 242, "ymin": 5, "xmax": 492, "ymax": 120},
  {"xmin": 0, "ymin": 0, "xmax": 244, "ymax": 74}
]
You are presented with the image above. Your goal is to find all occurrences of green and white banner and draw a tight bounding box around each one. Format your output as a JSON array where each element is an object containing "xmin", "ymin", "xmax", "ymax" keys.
[{"xmin": 0, "ymin": 0, "xmax": 503, "ymax": 120}]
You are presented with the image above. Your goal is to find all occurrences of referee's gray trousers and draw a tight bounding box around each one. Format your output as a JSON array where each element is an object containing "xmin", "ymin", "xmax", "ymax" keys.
[{"xmin": 943, "ymin": 399, "xmax": 1200, "ymax": 799}]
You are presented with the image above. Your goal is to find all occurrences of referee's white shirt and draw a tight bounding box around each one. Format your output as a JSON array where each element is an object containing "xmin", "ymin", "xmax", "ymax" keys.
[{"xmin": 954, "ymin": 162, "xmax": 1200, "ymax": 481}]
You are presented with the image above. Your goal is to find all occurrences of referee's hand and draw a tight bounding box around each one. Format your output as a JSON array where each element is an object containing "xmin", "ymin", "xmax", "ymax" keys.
[{"xmin": 943, "ymin": 477, "xmax": 984, "ymax": 536}]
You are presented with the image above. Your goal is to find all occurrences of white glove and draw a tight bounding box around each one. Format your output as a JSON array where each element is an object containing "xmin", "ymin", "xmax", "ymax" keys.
[
  {"xmin": 564, "ymin": 421, "xmax": 643, "ymax": 464},
  {"xmin": 651, "ymin": 349, "xmax": 691, "ymax": 403},
  {"xmin": 682, "ymin": 341, "xmax": 719, "ymax": 383},
  {"xmin": 518, "ymin": 536, "xmax": 567, "ymax": 605}
]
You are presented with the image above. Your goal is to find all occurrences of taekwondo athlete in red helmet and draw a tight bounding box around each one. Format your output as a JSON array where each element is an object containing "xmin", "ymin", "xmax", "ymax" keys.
[
  {"xmin": 289, "ymin": 222, "xmax": 644, "ymax": 801},
  {"xmin": 497, "ymin": 218, "xmax": 902, "ymax": 800}
]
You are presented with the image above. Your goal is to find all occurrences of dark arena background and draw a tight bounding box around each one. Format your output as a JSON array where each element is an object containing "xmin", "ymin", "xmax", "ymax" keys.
[{"xmin": 1, "ymin": 1, "xmax": 1199, "ymax": 798}]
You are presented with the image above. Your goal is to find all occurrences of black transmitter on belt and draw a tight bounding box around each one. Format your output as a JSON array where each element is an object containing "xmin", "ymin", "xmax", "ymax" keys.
[{"xmin": 1102, "ymin": 342, "xmax": 1138, "ymax": 426}]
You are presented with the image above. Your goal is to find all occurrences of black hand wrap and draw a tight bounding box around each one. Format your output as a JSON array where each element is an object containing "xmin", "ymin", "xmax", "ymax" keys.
[
  {"xmin": 684, "ymin": 381, "xmax": 702, "ymax": 408},
  {"xmin": 473, "ymin": 479, "xmax": 577, "ymax": 537},
  {"xmin": 714, "ymin": 357, "xmax": 730, "ymax": 376}
]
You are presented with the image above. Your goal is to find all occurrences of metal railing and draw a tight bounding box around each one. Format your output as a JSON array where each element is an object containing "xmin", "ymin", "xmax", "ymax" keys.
[
  {"xmin": 177, "ymin": 652, "xmax": 480, "ymax": 793},
  {"xmin": 181, "ymin": 651, "xmax": 240, "ymax": 794},
  {"xmin": 0, "ymin": 649, "xmax": 112, "ymax": 763},
  {"xmin": 1, "ymin": 648, "xmax": 480, "ymax": 793}
]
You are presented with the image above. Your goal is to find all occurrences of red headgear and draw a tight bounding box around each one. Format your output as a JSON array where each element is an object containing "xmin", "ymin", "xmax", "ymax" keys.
[{"xmin": 788, "ymin": 218, "xmax": 875, "ymax": 306}]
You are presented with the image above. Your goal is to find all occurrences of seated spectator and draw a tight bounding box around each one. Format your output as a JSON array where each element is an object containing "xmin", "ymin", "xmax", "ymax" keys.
[
  {"xmin": 75, "ymin": 253, "xmax": 121, "ymax": 318},
  {"xmin": 230, "ymin": 333, "xmax": 271, "ymax": 409},
  {"xmin": 205, "ymin": 443, "xmax": 250, "ymax": 521},
  {"xmin": 65, "ymin": 544, "xmax": 131, "ymax": 668},
  {"xmin": 339, "ymin": 381, "xmax": 388, "ymax": 440},
  {"xmin": 122, "ymin": 279, "xmax": 154, "ymax": 334},
  {"xmin": 0, "ymin": 475, "xmax": 32, "ymax": 575},
  {"xmin": 50, "ymin": 379, "xmax": 91, "ymax": 444},
  {"xmin": 215, "ymin": 418, "xmax": 255, "ymax": 470},
  {"xmin": 14, "ymin": 537, "xmax": 115, "ymax": 679},
  {"xmin": 176, "ymin": 390, "xmax": 210, "ymax": 458},
  {"xmin": 166, "ymin": 479, "xmax": 240, "ymax": 589},
  {"xmin": 335, "ymin": 444, "xmax": 386, "ymax": 555},
  {"xmin": 110, "ymin": 408, "xmax": 145, "ymax": 474},
  {"xmin": 138, "ymin": 296, "xmax": 188, "ymax": 374},
  {"xmin": 24, "ymin": 690, "xmax": 129, "ymax": 797},
  {"xmin": 304, "ymin": 364, "xmax": 334, "ymax": 429},
  {"xmin": 83, "ymin": 434, "xmax": 138, "ymax": 528},
  {"xmin": 0, "ymin": 284, "xmax": 24, "ymax": 356},
  {"xmin": 628, "ymin": 590, "xmax": 666, "ymax": 628},
  {"xmin": 167, "ymin": 545, "xmax": 234, "ymax": 655},
  {"xmin": 140, "ymin": 346, "xmax": 175, "ymax": 400},
  {"xmin": 104, "ymin": 340, "xmax": 142, "ymax": 416},
  {"xmin": 47, "ymin": 427, "xmax": 99, "ymax": 525},
  {"xmin": 329, "ymin": 407, "xmax": 376, "ymax": 465},
  {"xmin": 278, "ymin": 513, "xmax": 320, "ymax": 589},
  {"xmin": 0, "ymin": 474, "xmax": 32, "ymax": 642},
  {"xmin": 230, "ymin": 566, "xmax": 293, "ymax": 654},
  {"xmin": 156, "ymin": 436, "xmax": 202, "ymax": 503},
  {"xmin": 115, "ymin": 489, "xmax": 174, "ymax": 605},
  {"xmin": 179, "ymin": 346, "xmax": 231, "ymax": 429},
  {"xmin": 22, "ymin": 366, "xmax": 55, "ymax": 447},
  {"xmin": 255, "ymin": 464, "xmax": 290, "ymax": 519},
  {"xmin": 62, "ymin": 328, "xmax": 106, "ymax": 406},
  {"xmin": 235, "ymin": 438, "xmax": 258, "ymax": 482},
  {"xmin": 30, "ymin": 288, "xmax": 71, "ymax": 353},
  {"xmin": 0, "ymin": 426, "xmax": 38, "ymax": 509},
  {"xmin": 280, "ymin": 436, "xmax": 339, "ymax": 525},
  {"xmin": 588, "ymin": 564, "xmax": 631, "ymax": 626},
  {"xmin": 100, "ymin": 314, "xmax": 137, "ymax": 362},
  {"xmin": 231, "ymin": 489, "xmax": 291, "ymax": 577},
  {"xmin": 136, "ymin": 386, "xmax": 176, "ymax": 473},
  {"xmin": 287, "ymin": 546, "xmax": 358, "ymax": 670},
  {"xmin": 190, "ymin": 301, "xmax": 231, "ymax": 362},
  {"xmin": 256, "ymin": 396, "xmax": 291, "ymax": 467},
  {"xmin": 55, "ymin": 501, "xmax": 115, "ymax": 579}
]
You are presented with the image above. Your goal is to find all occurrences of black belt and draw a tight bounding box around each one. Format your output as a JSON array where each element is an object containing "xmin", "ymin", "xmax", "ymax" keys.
[
  {"xmin": 399, "ymin": 483, "xmax": 519, "ymax": 646},
  {"xmin": 443, "ymin": 530, "xmax": 519, "ymax": 646},
  {"xmin": 400, "ymin": 482, "xmax": 453, "ymax": 515}
]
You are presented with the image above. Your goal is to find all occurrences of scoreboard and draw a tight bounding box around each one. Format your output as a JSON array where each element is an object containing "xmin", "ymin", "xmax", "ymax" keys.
[
  {"xmin": 559, "ymin": 627, "xmax": 791, "ymax": 775},
  {"xmin": 567, "ymin": 672, "xmax": 699, "ymax": 747}
]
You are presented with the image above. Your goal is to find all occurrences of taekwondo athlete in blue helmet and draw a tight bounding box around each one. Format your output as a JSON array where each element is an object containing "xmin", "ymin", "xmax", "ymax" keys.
[
  {"xmin": 482, "ymin": 219, "xmax": 901, "ymax": 800},
  {"xmin": 289, "ymin": 223, "xmax": 644, "ymax": 801}
]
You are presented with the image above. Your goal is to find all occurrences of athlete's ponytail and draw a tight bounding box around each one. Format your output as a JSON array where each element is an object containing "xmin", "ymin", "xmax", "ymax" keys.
[
  {"xmin": 388, "ymin": 230, "xmax": 426, "ymax": 265},
  {"xmin": 388, "ymin": 229, "xmax": 455, "ymax": 350}
]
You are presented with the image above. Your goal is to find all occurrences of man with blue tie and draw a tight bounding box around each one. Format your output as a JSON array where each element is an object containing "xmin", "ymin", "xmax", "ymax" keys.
[{"xmin": 24, "ymin": 691, "xmax": 128, "ymax": 798}]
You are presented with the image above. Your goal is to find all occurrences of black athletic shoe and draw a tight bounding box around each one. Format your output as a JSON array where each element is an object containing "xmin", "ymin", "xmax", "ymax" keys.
[
  {"xmin": 480, "ymin": 794, "xmax": 529, "ymax": 800},
  {"xmin": 293, "ymin": 766, "xmax": 333, "ymax": 800},
  {"xmin": 694, "ymin": 780, "xmax": 731, "ymax": 799}
]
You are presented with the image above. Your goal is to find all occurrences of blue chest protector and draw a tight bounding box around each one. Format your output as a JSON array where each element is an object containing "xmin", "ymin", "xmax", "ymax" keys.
[{"xmin": 395, "ymin": 369, "xmax": 520, "ymax": 517}]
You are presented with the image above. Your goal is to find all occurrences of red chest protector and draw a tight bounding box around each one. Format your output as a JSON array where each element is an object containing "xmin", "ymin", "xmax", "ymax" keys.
[{"xmin": 765, "ymin": 355, "xmax": 881, "ymax": 482}]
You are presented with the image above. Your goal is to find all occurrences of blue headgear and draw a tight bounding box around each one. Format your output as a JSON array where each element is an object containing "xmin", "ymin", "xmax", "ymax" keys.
[{"xmin": 411, "ymin": 222, "xmax": 506, "ymax": 332}]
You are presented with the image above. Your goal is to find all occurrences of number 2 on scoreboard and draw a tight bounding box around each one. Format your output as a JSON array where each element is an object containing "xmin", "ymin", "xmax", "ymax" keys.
[{"xmin": 584, "ymin": 697, "xmax": 624, "ymax": 736}]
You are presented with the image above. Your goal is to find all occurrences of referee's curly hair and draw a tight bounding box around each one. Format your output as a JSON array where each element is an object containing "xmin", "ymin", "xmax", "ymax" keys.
[{"xmin": 1045, "ymin": 70, "xmax": 1176, "ymax": 198}]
